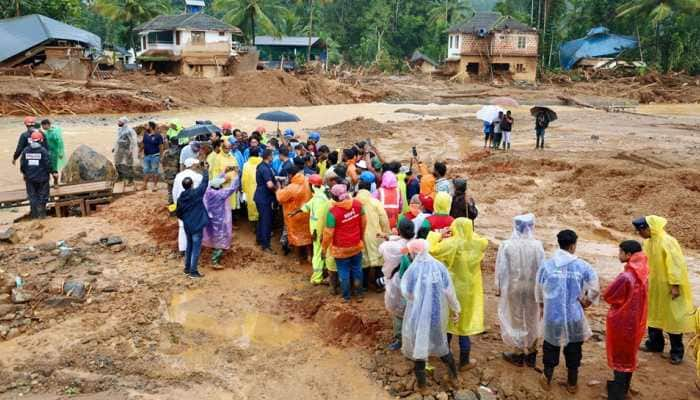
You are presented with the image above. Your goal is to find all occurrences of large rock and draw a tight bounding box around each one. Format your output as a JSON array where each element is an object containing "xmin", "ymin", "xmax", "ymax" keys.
[{"xmin": 62, "ymin": 145, "xmax": 117, "ymax": 184}]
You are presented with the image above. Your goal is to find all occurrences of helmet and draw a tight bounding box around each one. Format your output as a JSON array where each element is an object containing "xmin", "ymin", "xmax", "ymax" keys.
[
  {"xmin": 24, "ymin": 116, "xmax": 36, "ymax": 126},
  {"xmin": 308, "ymin": 131, "xmax": 321, "ymax": 142},
  {"xmin": 284, "ymin": 128, "xmax": 295, "ymax": 138},
  {"xmin": 30, "ymin": 131, "xmax": 44, "ymax": 142},
  {"xmin": 255, "ymin": 126, "xmax": 267, "ymax": 133},
  {"xmin": 222, "ymin": 121, "xmax": 233, "ymax": 130},
  {"xmin": 309, "ymin": 174, "xmax": 323, "ymax": 186}
]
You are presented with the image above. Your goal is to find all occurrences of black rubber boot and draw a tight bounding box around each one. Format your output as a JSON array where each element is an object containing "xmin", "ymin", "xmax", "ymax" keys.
[
  {"xmin": 328, "ymin": 272, "xmax": 339, "ymax": 295},
  {"xmin": 414, "ymin": 362, "xmax": 429, "ymax": 394},
  {"xmin": 459, "ymin": 350, "xmax": 474, "ymax": 370},
  {"xmin": 567, "ymin": 368, "xmax": 579, "ymax": 394},
  {"xmin": 441, "ymin": 354, "xmax": 459, "ymax": 378},
  {"xmin": 352, "ymin": 279, "xmax": 364, "ymax": 303},
  {"xmin": 607, "ymin": 380, "xmax": 625, "ymax": 400},
  {"xmin": 502, "ymin": 352, "xmax": 524, "ymax": 367}
]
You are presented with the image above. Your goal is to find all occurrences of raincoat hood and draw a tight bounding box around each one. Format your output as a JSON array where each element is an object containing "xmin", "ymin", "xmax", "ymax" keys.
[
  {"xmin": 553, "ymin": 249, "xmax": 578, "ymax": 267},
  {"xmin": 433, "ymin": 192, "xmax": 452, "ymax": 215},
  {"xmin": 381, "ymin": 171, "xmax": 398, "ymax": 189},
  {"xmin": 512, "ymin": 213, "xmax": 535, "ymax": 240},
  {"xmin": 646, "ymin": 215, "xmax": 667, "ymax": 238},
  {"xmin": 356, "ymin": 189, "xmax": 372, "ymax": 203},
  {"xmin": 453, "ymin": 179, "xmax": 467, "ymax": 195},
  {"xmin": 626, "ymin": 252, "xmax": 649, "ymax": 283},
  {"xmin": 450, "ymin": 218, "xmax": 474, "ymax": 241},
  {"xmin": 290, "ymin": 171, "xmax": 306, "ymax": 185},
  {"xmin": 169, "ymin": 119, "xmax": 183, "ymax": 131}
]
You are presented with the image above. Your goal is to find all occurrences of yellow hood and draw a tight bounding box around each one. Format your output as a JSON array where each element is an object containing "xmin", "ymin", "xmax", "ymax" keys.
[
  {"xmin": 450, "ymin": 217, "xmax": 474, "ymax": 241},
  {"xmin": 434, "ymin": 192, "xmax": 452, "ymax": 215},
  {"xmin": 646, "ymin": 215, "xmax": 667, "ymax": 238}
]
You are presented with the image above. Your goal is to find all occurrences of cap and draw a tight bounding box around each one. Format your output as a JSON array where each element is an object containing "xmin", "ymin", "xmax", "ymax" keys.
[
  {"xmin": 284, "ymin": 128, "xmax": 295, "ymax": 138},
  {"xmin": 356, "ymin": 160, "xmax": 368, "ymax": 169},
  {"xmin": 632, "ymin": 217, "xmax": 649, "ymax": 230},
  {"xmin": 308, "ymin": 131, "xmax": 321, "ymax": 142},
  {"xmin": 309, "ymin": 174, "xmax": 323, "ymax": 186},
  {"xmin": 24, "ymin": 116, "xmax": 36, "ymax": 126},
  {"xmin": 256, "ymin": 126, "xmax": 267, "ymax": 133},
  {"xmin": 30, "ymin": 131, "xmax": 44, "ymax": 142},
  {"xmin": 359, "ymin": 171, "xmax": 375, "ymax": 183},
  {"xmin": 399, "ymin": 165, "xmax": 410, "ymax": 174},
  {"xmin": 184, "ymin": 158, "xmax": 199, "ymax": 168}
]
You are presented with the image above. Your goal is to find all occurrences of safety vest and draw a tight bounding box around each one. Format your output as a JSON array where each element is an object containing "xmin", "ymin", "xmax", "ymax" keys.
[
  {"xmin": 379, "ymin": 187, "xmax": 400, "ymax": 229},
  {"xmin": 329, "ymin": 200, "xmax": 363, "ymax": 248}
]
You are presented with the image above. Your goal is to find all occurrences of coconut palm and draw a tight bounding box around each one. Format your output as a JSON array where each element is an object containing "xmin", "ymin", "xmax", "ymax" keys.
[
  {"xmin": 213, "ymin": 0, "xmax": 284, "ymax": 44},
  {"xmin": 94, "ymin": 0, "xmax": 171, "ymax": 48},
  {"xmin": 427, "ymin": 0, "xmax": 473, "ymax": 26},
  {"xmin": 617, "ymin": 0, "xmax": 700, "ymax": 25}
]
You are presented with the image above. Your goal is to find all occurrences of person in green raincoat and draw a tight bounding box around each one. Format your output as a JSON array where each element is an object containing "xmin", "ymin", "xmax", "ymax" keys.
[
  {"xmin": 166, "ymin": 119, "xmax": 188, "ymax": 146},
  {"xmin": 427, "ymin": 217, "xmax": 488, "ymax": 370},
  {"xmin": 291, "ymin": 174, "xmax": 330, "ymax": 284},
  {"xmin": 634, "ymin": 215, "xmax": 694, "ymax": 364},
  {"xmin": 40, "ymin": 119, "xmax": 65, "ymax": 186}
]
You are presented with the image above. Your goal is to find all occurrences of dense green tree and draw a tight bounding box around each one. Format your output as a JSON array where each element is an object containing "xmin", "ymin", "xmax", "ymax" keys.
[{"xmin": 94, "ymin": 0, "xmax": 171, "ymax": 48}]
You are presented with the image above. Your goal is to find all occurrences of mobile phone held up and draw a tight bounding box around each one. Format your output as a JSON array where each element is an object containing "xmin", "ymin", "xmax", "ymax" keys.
[{"xmin": 412, "ymin": 146, "xmax": 418, "ymax": 157}]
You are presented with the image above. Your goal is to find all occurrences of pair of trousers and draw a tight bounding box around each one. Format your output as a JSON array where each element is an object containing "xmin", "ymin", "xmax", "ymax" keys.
[
  {"xmin": 535, "ymin": 128, "xmax": 545, "ymax": 148},
  {"xmin": 447, "ymin": 334, "xmax": 471, "ymax": 353},
  {"xmin": 392, "ymin": 316, "xmax": 403, "ymax": 341},
  {"xmin": 542, "ymin": 340, "xmax": 582, "ymax": 383},
  {"xmin": 336, "ymin": 252, "xmax": 363, "ymax": 300},
  {"xmin": 184, "ymin": 229, "xmax": 203, "ymax": 275},
  {"xmin": 177, "ymin": 220, "xmax": 187, "ymax": 252},
  {"xmin": 255, "ymin": 199, "xmax": 274, "ymax": 249},
  {"xmin": 502, "ymin": 131, "xmax": 511, "ymax": 147},
  {"xmin": 607, "ymin": 371, "xmax": 633, "ymax": 400},
  {"xmin": 646, "ymin": 327, "xmax": 684, "ymax": 358},
  {"xmin": 310, "ymin": 234, "xmax": 324, "ymax": 284},
  {"xmin": 25, "ymin": 179, "xmax": 49, "ymax": 218}
]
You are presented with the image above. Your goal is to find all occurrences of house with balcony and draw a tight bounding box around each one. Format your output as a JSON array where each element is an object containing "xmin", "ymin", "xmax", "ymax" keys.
[
  {"xmin": 134, "ymin": 11, "xmax": 242, "ymax": 77},
  {"xmin": 446, "ymin": 12, "xmax": 538, "ymax": 82}
]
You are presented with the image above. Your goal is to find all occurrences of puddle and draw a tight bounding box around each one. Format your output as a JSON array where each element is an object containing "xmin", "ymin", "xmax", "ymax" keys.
[{"xmin": 166, "ymin": 289, "xmax": 304, "ymax": 348}]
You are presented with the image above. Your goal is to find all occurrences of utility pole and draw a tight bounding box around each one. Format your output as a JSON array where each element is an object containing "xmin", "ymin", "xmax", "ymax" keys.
[{"xmin": 307, "ymin": 0, "xmax": 314, "ymax": 62}]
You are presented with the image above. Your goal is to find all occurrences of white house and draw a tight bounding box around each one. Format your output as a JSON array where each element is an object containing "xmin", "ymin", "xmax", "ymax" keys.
[{"xmin": 134, "ymin": 12, "xmax": 242, "ymax": 77}]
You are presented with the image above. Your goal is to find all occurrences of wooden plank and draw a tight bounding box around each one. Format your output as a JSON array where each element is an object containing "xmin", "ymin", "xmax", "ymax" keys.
[{"xmin": 0, "ymin": 181, "xmax": 113, "ymax": 208}]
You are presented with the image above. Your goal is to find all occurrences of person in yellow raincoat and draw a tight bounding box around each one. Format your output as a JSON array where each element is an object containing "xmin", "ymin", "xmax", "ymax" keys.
[
  {"xmin": 634, "ymin": 215, "xmax": 694, "ymax": 364},
  {"xmin": 292, "ymin": 174, "xmax": 330, "ymax": 284},
  {"xmin": 206, "ymin": 140, "xmax": 225, "ymax": 179},
  {"xmin": 276, "ymin": 167, "xmax": 313, "ymax": 253},
  {"xmin": 428, "ymin": 217, "xmax": 488, "ymax": 370},
  {"xmin": 241, "ymin": 153, "xmax": 262, "ymax": 222},
  {"xmin": 219, "ymin": 140, "xmax": 240, "ymax": 211},
  {"xmin": 397, "ymin": 166, "xmax": 410, "ymax": 213},
  {"xmin": 690, "ymin": 308, "xmax": 700, "ymax": 390},
  {"xmin": 355, "ymin": 180, "xmax": 390, "ymax": 292}
]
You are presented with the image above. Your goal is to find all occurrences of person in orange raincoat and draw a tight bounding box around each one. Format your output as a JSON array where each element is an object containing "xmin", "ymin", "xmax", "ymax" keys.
[
  {"xmin": 604, "ymin": 240, "xmax": 649, "ymax": 400},
  {"xmin": 276, "ymin": 166, "xmax": 313, "ymax": 251}
]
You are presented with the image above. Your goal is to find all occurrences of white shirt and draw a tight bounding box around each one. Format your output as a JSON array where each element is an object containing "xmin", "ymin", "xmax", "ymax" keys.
[{"xmin": 172, "ymin": 169, "xmax": 203, "ymax": 203}]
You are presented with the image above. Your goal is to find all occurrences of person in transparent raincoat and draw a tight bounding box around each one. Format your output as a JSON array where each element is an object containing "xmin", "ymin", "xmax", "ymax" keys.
[
  {"xmin": 495, "ymin": 213, "xmax": 545, "ymax": 368},
  {"xmin": 401, "ymin": 239, "xmax": 461, "ymax": 394},
  {"xmin": 536, "ymin": 229, "xmax": 600, "ymax": 394},
  {"xmin": 202, "ymin": 176, "xmax": 240, "ymax": 266}
]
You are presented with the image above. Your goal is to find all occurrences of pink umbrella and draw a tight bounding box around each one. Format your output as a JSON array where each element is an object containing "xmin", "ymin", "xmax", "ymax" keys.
[{"xmin": 490, "ymin": 97, "xmax": 520, "ymax": 107}]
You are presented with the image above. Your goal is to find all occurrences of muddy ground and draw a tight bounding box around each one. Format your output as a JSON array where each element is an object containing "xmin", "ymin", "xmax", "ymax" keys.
[{"xmin": 0, "ymin": 73, "xmax": 699, "ymax": 400}]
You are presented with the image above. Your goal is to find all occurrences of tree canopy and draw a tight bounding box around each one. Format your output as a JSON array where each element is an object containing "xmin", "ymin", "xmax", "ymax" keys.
[{"xmin": 4, "ymin": 0, "xmax": 700, "ymax": 74}]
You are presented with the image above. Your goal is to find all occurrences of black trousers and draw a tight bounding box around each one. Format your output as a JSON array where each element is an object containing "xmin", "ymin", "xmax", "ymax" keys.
[
  {"xmin": 607, "ymin": 371, "xmax": 633, "ymax": 400},
  {"xmin": 646, "ymin": 327, "xmax": 684, "ymax": 358},
  {"xmin": 26, "ymin": 179, "xmax": 50, "ymax": 218},
  {"xmin": 542, "ymin": 340, "xmax": 582, "ymax": 385}
]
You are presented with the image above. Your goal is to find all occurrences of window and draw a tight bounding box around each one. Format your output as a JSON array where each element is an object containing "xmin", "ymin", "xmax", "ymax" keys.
[
  {"xmin": 449, "ymin": 36, "xmax": 453, "ymax": 48},
  {"xmin": 147, "ymin": 31, "xmax": 174, "ymax": 44},
  {"xmin": 455, "ymin": 35, "xmax": 460, "ymax": 49},
  {"xmin": 219, "ymin": 31, "xmax": 225, "ymax": 36},
  {"xmin": 517, "ymin": 36, "xmax": 526, "ymax": 49},
  {"xmin": 141, "ymin": 36, "xmax": 147, "ymax": 50},
  {"xmin": 191, "ymin": 31, "xmax": 205, "ymax": 45},
  {"xmin": 176, "ymin": 31, "xmax": 181, "ymax": 45},
  {"xmin": 516, "ymin": 64, "xmax": 525, "ymax": 72}
]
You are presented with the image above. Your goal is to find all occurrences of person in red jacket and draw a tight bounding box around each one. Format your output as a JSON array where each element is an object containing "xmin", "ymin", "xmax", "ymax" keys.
[
  {"xmin": 323, "ymin": 184, "xmax": 367, "ymax": 302},
  {"xmin": 604, "ymin": 240, "xmax": 649, "ymax": 400}
]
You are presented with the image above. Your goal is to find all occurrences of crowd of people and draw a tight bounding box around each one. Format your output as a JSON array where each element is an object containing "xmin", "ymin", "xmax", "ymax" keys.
[
  {"xmin": 482, "ymin": 109, "xmax": 550, "ymax": 150},
  {"xmin": 11, "ymin": 114, "xmax": 699, "ymax": 397}
]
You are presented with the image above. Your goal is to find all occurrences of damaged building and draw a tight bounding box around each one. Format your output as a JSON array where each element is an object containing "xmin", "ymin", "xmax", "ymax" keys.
[
  {"xmin": 0, "ymin": 14, "xmax": 101, "ymax": 80},
  {"xmin": 445, "ymin": 12, "xmax": 538, "ymax": 82},
  {"xmin": 134, "ymin": 9, "xmax": 243, "ymax": 77}
]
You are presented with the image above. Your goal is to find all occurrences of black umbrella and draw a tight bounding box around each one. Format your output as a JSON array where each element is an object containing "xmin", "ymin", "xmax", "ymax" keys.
[
  {"xmin": 256, "ymin": 110, "xmax": 301, "ymax": 130},
  {"xmin": 530, "ymin": 106, "xmax": 558, "ymax": 122},
  {"xmin": 178, "ymin": 124, "xmax": 221, "ymax": 139}
]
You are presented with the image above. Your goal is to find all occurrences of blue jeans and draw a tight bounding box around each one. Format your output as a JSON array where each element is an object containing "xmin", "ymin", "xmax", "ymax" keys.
[
  {"xmin": 336, "ymin": 252, "xmax": 363, "ymax": 300},
  {"xmin": 255, "ymin": 199, "xmax": 274, "ymax": 249},
  {"xmin": 184, "ymin": 229, "xmax": 203, "ymax": 275},
  {"xmin": 143, "ymin": 153, "xmax": 160, "ymax": 175},
  {"xmin": 447, "ymin": 333, "xmax": 471, "ymax": 354}
]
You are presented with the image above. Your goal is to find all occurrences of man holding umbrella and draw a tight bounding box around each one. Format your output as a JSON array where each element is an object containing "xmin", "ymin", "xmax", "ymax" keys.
[{"xmin": 531, "ymin": 106, "xmax": 556, "ymax": 150}]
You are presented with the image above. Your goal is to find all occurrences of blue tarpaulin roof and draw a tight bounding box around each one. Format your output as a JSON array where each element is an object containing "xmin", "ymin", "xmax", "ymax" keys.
[
  {"xmin": 0, "ymin": 14, "xmax": 101, "ymax": 64},
  {"xmin": 559, "ymin": 27, "xmax": 637, "ymax": 70}
]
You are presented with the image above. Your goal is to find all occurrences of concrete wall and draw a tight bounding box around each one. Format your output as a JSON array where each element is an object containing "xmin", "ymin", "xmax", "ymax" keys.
[
  {"xmin": 456, "ymin": 32, "xmax": 538, "ymax": 57},
  {"xmin": 138, "ymin": 29, "xmax": 233, "ymax": 56},
  {"xmin": 454, "ymin": 54, "xmax": 537, "ymax": 82}
]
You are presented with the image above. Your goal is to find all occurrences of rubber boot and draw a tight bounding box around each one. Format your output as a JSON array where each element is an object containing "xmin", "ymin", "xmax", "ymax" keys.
[
  {"xmin": 440, "ymin": 354, "xmax": 460, "ymax": 389},
  {"xmin": 352, "ymin": 279, "xmax": 364, "ymax": 303},
  {"xmin": 373, "ymin": 267, "xmax": 384, "ymax": 293},
  {"xmin": 363, "ymin": 267, "xmax": 373, "ymax": 291},
  {"xmin": 415, "ymin": 365, "xmax": 429, "ymax": 395},
  {"xmin": 540, "ymin": 368, "xmax": 553, "ymax": 391},
  {"xmin": 328, "ymin": 271, "xmax": 339, "ymax": 295},
  {"xmin": 211, "ymin": 249, "xmax": 223, "ymax": 267},
  {"xmin": 525, "ymin": 352, "xmax": 537, "ymax": 368},
  {"xmin": 606, "ymin": 380, "xmax": 626, "ymax": 400},
  {"xmin": 502, "ymin": 352, "xmax": 525, "ymax": 367},
  {"xmin": 567, "ymin": 368, "xmax": 579, "ymax": 394}
]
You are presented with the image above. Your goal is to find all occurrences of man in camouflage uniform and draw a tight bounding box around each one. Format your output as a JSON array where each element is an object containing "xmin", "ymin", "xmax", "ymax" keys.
[{"xmin": 162, "ymin": 137, "xmax": 182, "ymax": 204}]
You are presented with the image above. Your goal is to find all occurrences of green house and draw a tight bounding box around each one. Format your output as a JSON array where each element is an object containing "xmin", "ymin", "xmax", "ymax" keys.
[{"xmin": 254, "ymin": 36, "xmax": 327, "ymax": 69}]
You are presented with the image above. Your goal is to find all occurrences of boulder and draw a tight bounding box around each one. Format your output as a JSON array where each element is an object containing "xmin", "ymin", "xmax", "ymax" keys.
[
  {"xmin": 63, "ymin": 281, "xmax": 86, "ymax": 299},
  {"xmin": 62, "ymin": 145, "xmax": 117, "ymax": 185},
  {"xmin": 11, "ymin": 288, "xmax": 32, "ymax": 304},
  {"xmin": 454, "ymin": 390, "xmax": 477, "ymax": 400},
  {"xmin": 0, "ymin": 227, "xmax": 19, "ymax": 244}
]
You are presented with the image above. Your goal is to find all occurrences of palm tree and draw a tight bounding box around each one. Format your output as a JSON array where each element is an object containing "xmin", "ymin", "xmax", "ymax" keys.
[
  {"xmin": 617, "ymin": 0, "xmax": 700, "ymax": 26},
  {"xmin": 427, "ymin": 0, "xmax": 472, "ymax": 26},
  {"xmin": 94, "ymin": 0, "xmax": 171, "ymax": 49},
  {"xmin": 297, "ymin": 0, "xmax": 333, "ymax": 62},
  {"xmin": 213, "ymin": 0, "xmax": 284, "ymax": 45}
]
